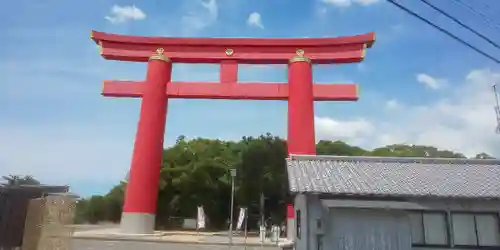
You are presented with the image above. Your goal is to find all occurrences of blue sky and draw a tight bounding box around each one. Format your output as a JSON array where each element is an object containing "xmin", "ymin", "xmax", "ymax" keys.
[{"xmin": 2, "ymin": 0, "xmax": 500, "ymax": 197}]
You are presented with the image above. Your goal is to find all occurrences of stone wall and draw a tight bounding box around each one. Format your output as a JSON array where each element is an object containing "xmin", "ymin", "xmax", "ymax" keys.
[
  {"xmin": 21, "ymin": 198, "xmax": 45, "ymax": 250},
  {"xmin": 22, "ymin": 195, "xmax": 76, "ymax": 250}
]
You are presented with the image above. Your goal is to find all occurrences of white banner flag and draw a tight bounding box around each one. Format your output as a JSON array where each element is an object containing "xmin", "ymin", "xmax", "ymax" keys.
[
  {"xmin": 197, "ymin": 206, "xmax": 206, "ymax": 229},
  {"xmin": 236, "ymin": 207, "xmax": 247, "ymax": 230}
]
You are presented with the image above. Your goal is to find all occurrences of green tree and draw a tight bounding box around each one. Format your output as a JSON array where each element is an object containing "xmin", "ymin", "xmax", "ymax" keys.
[
  {"xmin": 475, "ymin": 152, "xmax": 495, "ymax": 159},
  {"xmin": 316, "ymin": 140, "xmax": 368, "ymax": 156},
  {"xmin": 371, "ymin": 144, "xmax": 465, "ymax": 158}
]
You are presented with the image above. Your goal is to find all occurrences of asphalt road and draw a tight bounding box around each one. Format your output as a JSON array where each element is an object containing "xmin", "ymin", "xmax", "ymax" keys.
[{"xmin": 72, "ymin": 239, "xmax": 279, "ymax": 250}]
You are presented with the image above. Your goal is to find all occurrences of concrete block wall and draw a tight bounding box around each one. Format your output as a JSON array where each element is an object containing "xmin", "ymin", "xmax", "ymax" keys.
[{"xmin": 21, "ymin": 195, "xmax": 76, "ymax": 250}]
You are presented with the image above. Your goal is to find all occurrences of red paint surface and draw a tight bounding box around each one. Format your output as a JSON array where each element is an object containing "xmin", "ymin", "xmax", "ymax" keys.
[
  {"xmin": 122, "ymin": 59, "xmax": 171, "ymax": 214},
  {"xmin": 91, "ymin": 30, "xmax": 375, "ymax": 64},
  {"xmin": 101, "ymin": 80, "xmax": 358, "ymax": 101},
  {"xmin": 92, "ymin": 30, "xmax": 375, "ymax": 47},
  {"xmin": 220, "ymin": 60, "xmax": 238, "ymax": 84},
  {"xmin": 287, "ymin": 204, "xmax": 295, "ymax": 219},
  {"xmin": 92, "ymin": 31, "xmax": 376, "ymax": 216},
  {"xmin": 99, "ymin": 47, "xmax": 366, "ymax": 64},
  {"xmin": 287, "ymin": 61, "xmax": 316, "ymax": 155}
]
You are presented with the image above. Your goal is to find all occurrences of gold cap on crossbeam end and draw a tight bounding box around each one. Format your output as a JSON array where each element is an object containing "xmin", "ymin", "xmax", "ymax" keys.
[
  {"xmin": 149, "ymin": 48, "xmax": 171, "ymax": 62},
  {"xmin": 97, "ymin": 41, "xmax": 103, "ymax": 55},
  {"xmin": 289, "ymin": 49, "xmax": 311, "ymax": 64},
  {"xmin": 361, "ymin": 43, "xmax": 367, "ymax": 60}
]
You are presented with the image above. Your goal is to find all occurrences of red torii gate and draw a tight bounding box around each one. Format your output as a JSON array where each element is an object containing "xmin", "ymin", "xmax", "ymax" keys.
[{"xmin": 91, "ymin": 30, "xmax": 375, "ymax": 234}]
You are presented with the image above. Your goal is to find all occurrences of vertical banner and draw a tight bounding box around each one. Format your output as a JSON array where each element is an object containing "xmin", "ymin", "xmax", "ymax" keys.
[
  {"xmin": 236, "ymin": 207, "xmax": 247, "ymax": 230},
  {"xmin": 197, "ymin": 206, "xmax": 206, "ymax": 229}
]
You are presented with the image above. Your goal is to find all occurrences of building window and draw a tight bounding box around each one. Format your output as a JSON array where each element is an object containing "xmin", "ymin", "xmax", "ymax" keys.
[
  {"xmin": 296, "ymin": 210, "xmax": 301, "ymax": 239},
  {"xmin": 409, "ymin": 211, "xmax": 449, "ymax": 246},
  {"xmin": 451, "ymin": 213, "xmax": 500, "ymax": 247}
]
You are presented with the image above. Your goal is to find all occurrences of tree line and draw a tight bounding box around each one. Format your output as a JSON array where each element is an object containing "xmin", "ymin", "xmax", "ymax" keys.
[{"xmin": 73, "ymin": 134, "xmax": 494, "ymax": 229}]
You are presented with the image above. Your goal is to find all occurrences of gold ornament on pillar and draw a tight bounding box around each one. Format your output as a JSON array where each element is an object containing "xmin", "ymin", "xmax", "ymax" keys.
[
  {"xmin": 225, "ymin": 48, "xmax": 234, "ymax": 56},
  {"xmin": 149, "ymin": 48, "xmax": 171, "ymax": 62},
  {"xmin": 289, "ymin": 49, "xmax": 311, "ymax": 64}
]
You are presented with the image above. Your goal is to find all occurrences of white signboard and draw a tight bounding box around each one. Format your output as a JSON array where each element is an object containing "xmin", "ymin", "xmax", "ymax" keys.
[
  {"xmin": 236, "ymin": 207, "xmax": 247, "ymax": 230},
  {"xmin": 197, "ymin": 206, "xmax": 206, "ymax": 229}
]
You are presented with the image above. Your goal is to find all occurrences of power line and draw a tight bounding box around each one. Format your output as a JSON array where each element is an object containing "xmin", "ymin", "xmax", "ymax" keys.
[
  {"xmin": 385, "ymin": 0, "xmax": 500, "ymax": 64},
  {"xmin": 450, "ymin": 0, "xmax": 500, "ymax": 32},
  {"xmin": 419, "ymin": 0, "xmax": 500, "ymax": 50}
]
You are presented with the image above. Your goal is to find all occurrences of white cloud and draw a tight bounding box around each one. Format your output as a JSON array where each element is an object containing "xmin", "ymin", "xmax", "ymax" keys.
[
  {"xmin": 390, "ymin": 24, "xmax": 405, "ymax": 33},
  {"xmin": 375, "ymin": 24, "xmax": 407, "ymax": 45},
  {"xmin": 416, "ymin": 73, "xmax": 447, "ymax": 90},
  {"xmin": 182, "ymin": 0, "xmax": 218, "ymax": 34},
  {"xmin": 247, "ymin": 12, "xmax": 264, "ymax": 29},
  {"xmin": 355, "ymin": 0, "xmax": 381, "ymax": 5},
  {"xmin": 315, "ymin": 116, "xmax": 375, "ymax": 139},
  {"xmin": 317, "ymin": 6, "xmax": 328, "ymax": 16},
  {"xmin": 105, "ymin": 5, "xmax": 146, "ymax": 24},
  {"xmin": 385, "ymin": 99, "xmax": 401, "ymax": 111},
  {"xmin": 0, "ymin": 124, "xmax": 134, "ymax": 185},
  {"xmin": 315, "ymin": 69, "xmax": 500, "ymax": 157},
  {"xmin": 322, "ymin": 0, "xmax": 380, "ymax": 8},
  {"xmin": 322, "ymin": 0, "xmax": 352, "ymax": 7},
  {"xmin": 357, "ymin": 63, "xmax": 367, "ymax": 72},
  {"xmin": 201, "ymin": 0, "xmax": 218, "ymax": 20}
]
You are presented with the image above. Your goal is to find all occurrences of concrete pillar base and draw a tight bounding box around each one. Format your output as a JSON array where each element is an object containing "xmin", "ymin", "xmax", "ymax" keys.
[
  {"xmin": 120, "ymin": 212, "xmax": 155, "ymax": 234},
  {"xmin": 287, "ymin": 218, "xmax": 295, "ymax": 240}
]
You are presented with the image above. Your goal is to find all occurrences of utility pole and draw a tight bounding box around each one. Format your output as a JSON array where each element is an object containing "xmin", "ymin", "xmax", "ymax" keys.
[
  {"xmin": 229, "ymin": 169, "xmax": 237, "ymax": 245},
  {"xmin": 492, "ymin": 84, "xmax": 500, "ymax": 134}
]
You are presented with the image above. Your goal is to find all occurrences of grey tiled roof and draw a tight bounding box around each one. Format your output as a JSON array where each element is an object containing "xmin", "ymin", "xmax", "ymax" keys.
[{"xmin": 287, "ymin": 155, "xmax": 500, "ymax": 199}]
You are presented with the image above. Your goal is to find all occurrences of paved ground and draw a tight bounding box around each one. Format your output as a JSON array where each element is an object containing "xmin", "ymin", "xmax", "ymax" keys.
[
  {"xmin": 71, "ymin": 224, "xmax": 285, "ymax": 245},
  {"xmin": 70, "ymin": 224, "xmax": 284, "ymax": 249},
  {"xmin": 72, "ymin": 239, "xmax": 279, "ymax": 250},
  {"xmin": 70, "ymin": 224, "xmax": 120, "ymax": 232}
]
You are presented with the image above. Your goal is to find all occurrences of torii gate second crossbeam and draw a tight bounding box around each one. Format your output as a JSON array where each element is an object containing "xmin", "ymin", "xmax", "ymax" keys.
[{"xmin": 91, "ymin": 30, "xmax": 376, "ymax": 234}]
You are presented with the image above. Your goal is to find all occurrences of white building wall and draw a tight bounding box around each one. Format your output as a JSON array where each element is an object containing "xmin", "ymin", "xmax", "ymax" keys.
[
  {"xmin": 299, "ymin": 195, "xmax": 500, "ymax": 250},
  {"xmin": 330, "ymin": 208, "xmax": 412, "ymax": 250},
  {"xmin": 294, "ymin": 194, "xmax": 308, "ymax": 250},
  {"xmin": 305, "ymin": 195, "xmax": 330, "ymax": 250}
]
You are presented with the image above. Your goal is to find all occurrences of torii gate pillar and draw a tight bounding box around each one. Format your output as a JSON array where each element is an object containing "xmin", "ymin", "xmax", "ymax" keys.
[
  {"xmin": 287, "ymin": 50, "xmax": 316, "ymax": 155},
  {"xmin": 120, "ymin": 50, "xmax": 172, "ymax": 233}
]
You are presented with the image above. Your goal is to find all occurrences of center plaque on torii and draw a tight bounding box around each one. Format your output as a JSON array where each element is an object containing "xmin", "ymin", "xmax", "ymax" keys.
[{"xmin": 91, "ymin": 30, "xmax": 376, "ymax": 234}]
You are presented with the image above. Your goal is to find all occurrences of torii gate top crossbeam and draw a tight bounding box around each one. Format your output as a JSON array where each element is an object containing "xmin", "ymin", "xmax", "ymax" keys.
[
  {"xmin": 92, "ymin": 31, "xmax": 376, "ymax": 101},
  {"xmin": 91, "ymin": 31, "xmax": 375, "ymax": 64}
]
